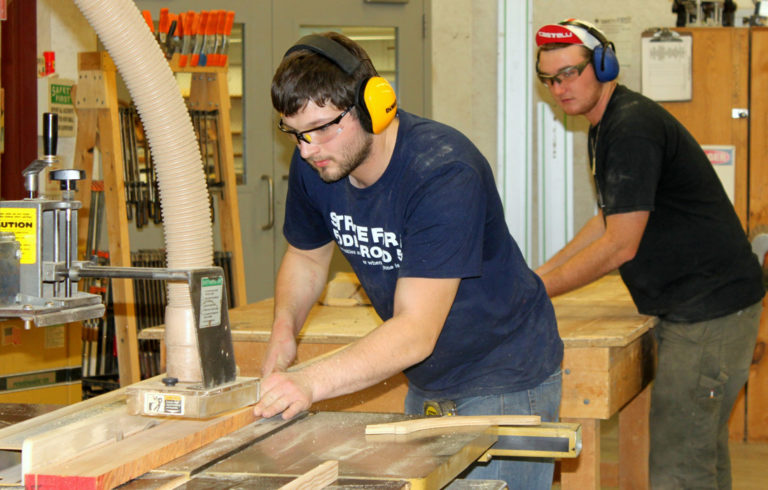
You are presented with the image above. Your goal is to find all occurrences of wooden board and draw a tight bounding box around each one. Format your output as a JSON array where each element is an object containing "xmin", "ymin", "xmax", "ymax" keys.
[
  {"xmin": 24, "ymin": 406, "xmax": 257, "ymax": 489},
  {"xmin": 279, "ymin": 460, "xmax": 338, "ymax": 490},
  {"xmin": 365, "ymin": 415, "xmax": 541, "ymax": 435},
  {"xmin": 0, "ymin": 377, "xmax": 258, "ymax": 489},
  {"xmin": 749, "ymin": 27, "xmax": 768, "ymax": 232},
  {"xmin": 746, "ymin": 28, "xmax": 768, "ymax": 444}
]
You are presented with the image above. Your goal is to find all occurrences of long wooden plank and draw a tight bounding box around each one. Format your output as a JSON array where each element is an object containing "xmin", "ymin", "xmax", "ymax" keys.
[
  {"xmin": 21, "ymin": 405, "xmax": 158, "ymax": 478},
  {"xmin": 24, "ymin": 406, "xmax": 257, "ymax": 489},
  {"xmin": 0, "ymin": 387, "xmax": 130, "ymax": 450},
  {"xmin": 365, "ymin": 415, "xmax": 540, "ymax": 435}
]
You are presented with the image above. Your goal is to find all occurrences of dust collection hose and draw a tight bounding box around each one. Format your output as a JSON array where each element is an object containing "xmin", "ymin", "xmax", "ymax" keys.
[{"xmin": 74, "ymin": 0, "xmax": 214, "ymax": 383}]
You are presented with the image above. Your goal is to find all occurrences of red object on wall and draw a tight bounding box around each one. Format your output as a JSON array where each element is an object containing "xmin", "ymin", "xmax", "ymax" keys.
[
  {"xmin": 0, "ymin": 1, "xmax": 7, "ymax": 21},
  {"xmin": 1, "ymin": 0, "xmax": 37, "ymax": 200}
]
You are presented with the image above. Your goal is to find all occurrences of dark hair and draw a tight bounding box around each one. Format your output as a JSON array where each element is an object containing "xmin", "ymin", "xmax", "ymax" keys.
[{"xmin": 271, "ymin": 32, "xmax": 379, "ymax": 116}]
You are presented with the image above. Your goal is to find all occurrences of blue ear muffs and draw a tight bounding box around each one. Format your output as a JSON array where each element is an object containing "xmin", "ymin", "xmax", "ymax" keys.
[
  {"xmin": 592, "ymin": 43, "xmax": 619, "ymax": 82},
  {"xmin": 559, "ymin": 20, "xmax": 619, "ymax": 82}
]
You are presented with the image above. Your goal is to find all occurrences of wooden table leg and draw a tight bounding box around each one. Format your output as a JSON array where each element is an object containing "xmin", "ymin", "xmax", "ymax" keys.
[
  {"xmin": 560, "ymin": 418, "xmax": 600, "ymax": 489},
  {"xmin": 618, "ymin": 384, "xmax": 650, "ymax": 489}
]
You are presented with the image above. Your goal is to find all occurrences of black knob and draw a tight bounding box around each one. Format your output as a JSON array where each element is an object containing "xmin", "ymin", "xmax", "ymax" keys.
[
  {"xmin": 162, "ymin": 377, "xmax": 179, "ymax": 387},
  {"xmin": 43, "ymin": 113, "xmax": 58, "ymax": 157}
]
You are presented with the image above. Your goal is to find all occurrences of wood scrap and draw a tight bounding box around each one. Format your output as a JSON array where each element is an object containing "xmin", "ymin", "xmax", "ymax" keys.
[
  {"xmin": 278, "ymin": 460, "xmax": 339, "ymax": 489},
  {"xmin": 365, "ymin": 415, "xmax": 541, "ymax": 435}
]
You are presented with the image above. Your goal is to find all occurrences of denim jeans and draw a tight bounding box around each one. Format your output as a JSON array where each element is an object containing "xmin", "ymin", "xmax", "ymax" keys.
[
  {"xmin": 650, "ymin": 301, "xmax": 762, "ymax": 490},
  {"xmin": 404, "ymin": 368, "xmax": 562, "ymax": 490}
]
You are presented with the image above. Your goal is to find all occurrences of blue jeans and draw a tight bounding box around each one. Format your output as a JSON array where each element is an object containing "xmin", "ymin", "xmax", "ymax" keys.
[
  {"xmin": 404, "ymin": 368, "xmax": 562, "ymax": 490},
  {"xmin": 650, "ymin": 301, "xmax": 762, "ymax": 490}
]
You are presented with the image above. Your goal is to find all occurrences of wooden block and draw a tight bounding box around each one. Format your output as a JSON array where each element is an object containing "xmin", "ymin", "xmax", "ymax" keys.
[
  {"xmin": 618, "ymin": 384, "xmax": 650, "ymax": 489},
  {"xmin": 78, "ymin": 52, "xmax": 116, "ymax": 72},
  {"xmin": 279, "ymin": 460, "xmax": 338, "ymax": 490},
  {"xmin": 561, "ymin": 341, "xmax": 643, "ymax": 419},
  {"xmin": 560, "ymin": 418, "xmax": 600, "ymax": 490}
]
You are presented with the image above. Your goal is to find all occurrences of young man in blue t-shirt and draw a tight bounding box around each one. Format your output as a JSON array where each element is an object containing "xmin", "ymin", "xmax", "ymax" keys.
[{"xmin": 253, "ymin": 31, "xmax": 563, "ymax": 488}]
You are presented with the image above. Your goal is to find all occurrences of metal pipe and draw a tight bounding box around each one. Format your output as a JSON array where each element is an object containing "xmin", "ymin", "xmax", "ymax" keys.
[{"xmin": 71, "ymin": 265, "xmax": 190, "ymax": 282}]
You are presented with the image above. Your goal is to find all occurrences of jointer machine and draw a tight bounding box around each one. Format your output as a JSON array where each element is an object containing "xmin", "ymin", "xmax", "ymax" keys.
[{"xmin": 0, "ymin": 115, "xmax": 581, "ymax": 488}]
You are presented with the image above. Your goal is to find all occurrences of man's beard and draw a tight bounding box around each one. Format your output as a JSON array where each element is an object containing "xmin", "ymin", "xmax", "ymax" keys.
[{"xmin": 313, "ymin": 133, "xmax": 373, "ymax": 183}]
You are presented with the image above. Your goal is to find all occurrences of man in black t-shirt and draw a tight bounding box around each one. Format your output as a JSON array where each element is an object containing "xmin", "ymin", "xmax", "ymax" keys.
[{"xmin": 534, "ymin": 19, "xmax": 764, "ymax": 489}]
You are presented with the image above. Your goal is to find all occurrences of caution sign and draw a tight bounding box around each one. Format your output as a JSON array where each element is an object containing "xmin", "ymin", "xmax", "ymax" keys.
[{"xmin": 0, "ymin": 208, "xmax": 37, "ymax": 264}]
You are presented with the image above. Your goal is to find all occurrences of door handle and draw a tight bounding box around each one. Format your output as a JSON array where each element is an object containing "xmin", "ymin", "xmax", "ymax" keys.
[{"xmin": 261, "ymin": 174, "xmax": 274, "ymax": 230}]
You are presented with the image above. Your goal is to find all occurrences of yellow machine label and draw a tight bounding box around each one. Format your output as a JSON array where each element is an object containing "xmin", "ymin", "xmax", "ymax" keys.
[
  {"xmin": 144, "ymin": 392, "xmax": 185, "ymax": 416},
  {"xmin": 0, "ymin": 208, "xmax": 37, "ymax": 264}
]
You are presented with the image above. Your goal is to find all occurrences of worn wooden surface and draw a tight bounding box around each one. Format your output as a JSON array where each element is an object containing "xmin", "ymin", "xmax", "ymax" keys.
[{"xmin": 140, "ymin": 274, "xmax": 652, "ymax": 348}]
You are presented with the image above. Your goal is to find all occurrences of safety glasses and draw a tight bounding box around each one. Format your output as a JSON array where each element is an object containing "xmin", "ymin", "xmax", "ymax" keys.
[
  {"xmin": 278, "ymin": 106, "xmax": 353, "ymax": 145},
  {"xmin": 537, "ymin": 59, "xmax": 591, "ymax": 87}
]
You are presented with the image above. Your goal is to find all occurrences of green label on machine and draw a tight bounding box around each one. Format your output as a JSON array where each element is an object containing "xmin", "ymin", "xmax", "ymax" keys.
[{"xmin": 199, "ymin": 276, "xmax": 223, "ymax": 328}]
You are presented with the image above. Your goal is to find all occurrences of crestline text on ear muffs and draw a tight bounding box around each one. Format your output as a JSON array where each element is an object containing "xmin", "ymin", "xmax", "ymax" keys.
[
  {"xmin": 284, "ymin": 34, "xmax": 397, "ymax": 134},
  {"xmin": 559, "ymin": 20, "xmax": 619, "ymax": 82}
]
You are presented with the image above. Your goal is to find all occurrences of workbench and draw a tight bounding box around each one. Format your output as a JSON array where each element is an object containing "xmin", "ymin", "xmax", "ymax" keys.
[{"xmin": 140, "ymin": 273, "xmax": 657, "ymax": 489}]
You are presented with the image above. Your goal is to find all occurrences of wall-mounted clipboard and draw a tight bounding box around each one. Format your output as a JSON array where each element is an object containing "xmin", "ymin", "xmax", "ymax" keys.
[{"xmin": 641, "ymin": 28, "xmax": 693, "ymax": 101}]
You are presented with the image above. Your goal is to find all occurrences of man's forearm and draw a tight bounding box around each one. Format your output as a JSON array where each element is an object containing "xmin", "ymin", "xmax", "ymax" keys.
[
  {"xmin": 536, "ymin": 213, "xmax": 606, "ymax": 275},
  {"xmin": 273, "ymin": 243, "xmax": 334, "ymax": 335},
  {"xmin": 539, "ymin": 211, "xmax": 648, "ymax": 297}
]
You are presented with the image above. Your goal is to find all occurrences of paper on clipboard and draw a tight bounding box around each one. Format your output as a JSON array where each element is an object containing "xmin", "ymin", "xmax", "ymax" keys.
[{"xmin": 641, "ymin": 28, "xmax": 692, "ymax": 102}]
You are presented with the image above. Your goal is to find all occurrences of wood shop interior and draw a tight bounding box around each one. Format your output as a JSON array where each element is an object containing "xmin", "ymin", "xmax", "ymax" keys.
[{"xmin": 0, "ymin": 0, "xmax": 767, "ymax": 488}]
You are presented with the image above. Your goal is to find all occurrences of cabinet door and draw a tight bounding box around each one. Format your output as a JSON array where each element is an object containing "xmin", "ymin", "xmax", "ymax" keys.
[
  {"xmin": 660, "ymin": 27, "xmax": 750, "ymax": 229},
  {"xmin": 747, "ymin": 27, "xmax": 768, "ymax": 443},
  {"xmin": 270, "ymin": 0, "xmax": 427, "ymax": 287}
]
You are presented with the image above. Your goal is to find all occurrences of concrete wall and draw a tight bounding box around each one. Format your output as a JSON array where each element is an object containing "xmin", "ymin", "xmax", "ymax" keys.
[
  {"xmin": 530, "ymin": 1, "xmax": 676, "ymax": 260},
  {"xmin": 430, "ymin": 0, "xmax": 498, "ymax": 170}
]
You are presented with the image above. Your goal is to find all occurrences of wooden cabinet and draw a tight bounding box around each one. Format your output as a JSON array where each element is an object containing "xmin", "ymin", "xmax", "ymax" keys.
[{"xmin": 661, "ymin": 27, "xmax": 768, "ymax": 442}]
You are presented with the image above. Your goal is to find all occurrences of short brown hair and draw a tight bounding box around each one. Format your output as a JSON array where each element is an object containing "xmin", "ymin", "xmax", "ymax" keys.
[
  {"xmin": 271, "ymin": 32, "xmax": 379, "ymax": 116},
  {"xmin": 535, "ymin": 43, "xmax": 592, "ymax": 75}
]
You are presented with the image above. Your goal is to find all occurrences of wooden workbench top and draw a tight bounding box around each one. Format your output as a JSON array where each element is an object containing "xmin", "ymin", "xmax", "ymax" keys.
[{"xmin": 139, "ymin": 274, "xmax": 655, "ymax": 349}]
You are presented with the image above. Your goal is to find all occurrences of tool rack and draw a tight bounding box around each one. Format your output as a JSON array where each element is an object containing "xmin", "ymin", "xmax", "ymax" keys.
[{"xmin": 72, "ymin": 51, "xmax": 246, "ymax": 387}]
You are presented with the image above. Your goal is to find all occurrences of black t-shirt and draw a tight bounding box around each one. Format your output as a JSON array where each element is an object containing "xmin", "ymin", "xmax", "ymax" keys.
[{"xmin": 589, "ymin": 85, "xmax": 764, "ymax": 322}]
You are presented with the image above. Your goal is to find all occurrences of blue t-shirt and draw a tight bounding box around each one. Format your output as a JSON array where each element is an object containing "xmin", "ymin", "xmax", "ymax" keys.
[{"xmin": 284, "ymin": 110, "xmax": 563, "ymax": 398}]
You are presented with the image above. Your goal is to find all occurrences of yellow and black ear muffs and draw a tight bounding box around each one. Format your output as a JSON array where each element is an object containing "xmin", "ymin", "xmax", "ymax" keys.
[
  {"xmin": 283, "ymin": 34, "xmax": 397, "ymax": 134},
  {"xmin": 558, "ymin": 20, "xmax": 619, "ymax": 83}
]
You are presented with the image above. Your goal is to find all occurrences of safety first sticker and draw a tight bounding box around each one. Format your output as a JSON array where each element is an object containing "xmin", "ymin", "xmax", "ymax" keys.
[
  {"xmin": 198, "ymin": 276, "xmax": 223, "ymax": 328},
  {"xmin": 0, "ymin": 208, "xmax": 37, "ymax": 264},
  {"xmin": 144, "ymin": 392, "xmax": 185, "ymax": 416}
]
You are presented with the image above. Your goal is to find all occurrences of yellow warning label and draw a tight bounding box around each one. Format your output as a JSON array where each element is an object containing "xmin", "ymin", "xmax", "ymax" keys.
[{"xmin": 0, "ymin": 208, "xmax": 37, "ymax": 264}]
